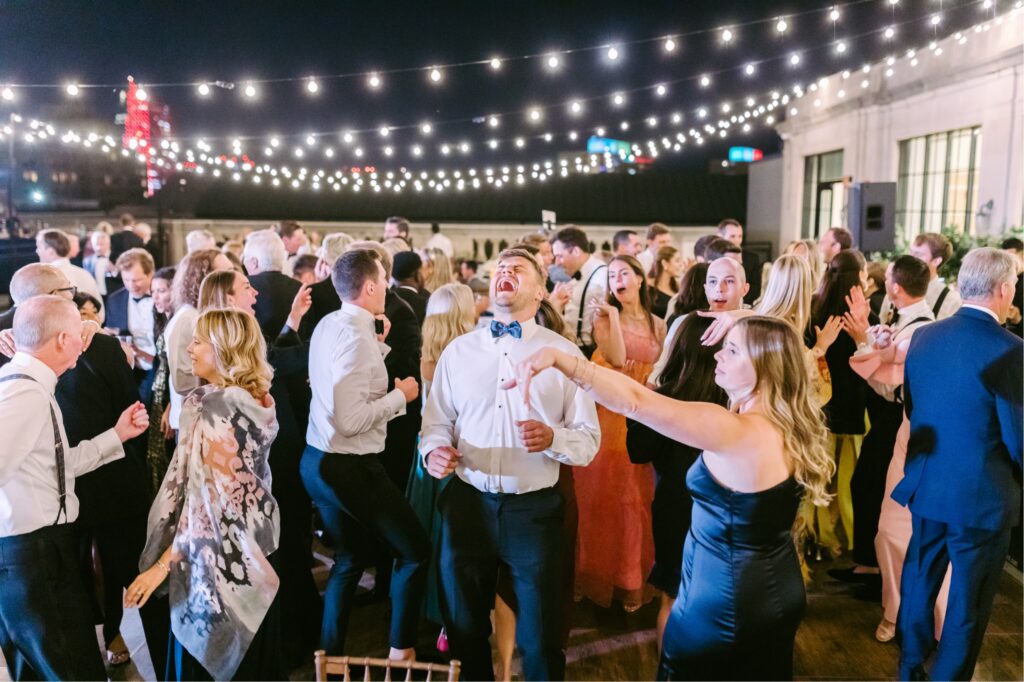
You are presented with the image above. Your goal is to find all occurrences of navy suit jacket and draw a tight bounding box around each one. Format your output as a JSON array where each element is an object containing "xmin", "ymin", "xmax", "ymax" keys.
[
  {"xmin": 893, "ymin": 306, "xmax": 1023, "ymax": 530},
  {"xmin": 104, "ymin": 287, "xmax": 130, "ymax": 334}
]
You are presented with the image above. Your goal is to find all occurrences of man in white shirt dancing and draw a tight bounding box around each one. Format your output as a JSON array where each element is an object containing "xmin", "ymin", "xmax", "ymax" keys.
[
  {"xmin": 301, "ymin": 248, "xmax": 427, "ymax": 661},
  {"xmin": 421, "ymin": 247, "xmax": 601, "ymax": 680},
  {"xmin": 0, "ymin": 295, "xmax": 148, "ymax": 679}
]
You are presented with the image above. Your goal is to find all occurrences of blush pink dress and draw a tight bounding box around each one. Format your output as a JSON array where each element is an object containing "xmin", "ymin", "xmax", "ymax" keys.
[{"xmin": 574, "ymin": 316, "xmax": 662, "ymax": 608}]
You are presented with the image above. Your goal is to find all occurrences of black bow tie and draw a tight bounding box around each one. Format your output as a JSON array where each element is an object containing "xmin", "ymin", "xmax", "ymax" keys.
[
  {"xmin": 132, "ymin": 294, "xmax": 151, "ymax": 303},
  {"xmin": 571, "ymin": 271, "xmax": 582, "ymax": 281}
]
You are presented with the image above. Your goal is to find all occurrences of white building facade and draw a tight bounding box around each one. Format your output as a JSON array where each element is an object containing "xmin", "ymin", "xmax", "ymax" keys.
[{"xmin": 772, "ymin": 13, "xmax": 1023, "ymax": 247}]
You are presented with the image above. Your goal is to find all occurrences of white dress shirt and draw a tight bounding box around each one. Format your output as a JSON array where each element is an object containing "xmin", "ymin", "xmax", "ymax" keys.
[
  {"xmin": 307, "ymin": 304, "xmax": 407, "ymax": 454},
  {"xmin": 127, "ymin": 294, "xmax": 156, "ymax": 370},
  {"xmin": 52, "ymin": 257, "xmax": 105, "ymax": 323},
  {"xmin": 419, "ymin": 319, "xmax": 601, "ymax": 494},
  {"xmin": 92, "ymin": 255, "xmax": 110, "ymax": 295},
  {"xmin": 164, "ymin": 304, "xmax": 200, "ymax": 430},
  {"xmin": 0, "ymin": 353, "xmax": 124, "ymax": 537},
  {"xmin": 855, "ymin": 298, "xmax": 934, "ymax": 402},
  {"xmin": 879, "ymin": 277, "xmax": 962, "ymax": 323},
  {"xmin": 637, "ymin": 249, "xmax": 656, "ymax": 275},
  {"xmin": 425, "ymin": 232, "xmax": 455, "ymax": 258},
  {"xmin": 562, "ymin": 256, "xmax": 608, "ymax": 347}
]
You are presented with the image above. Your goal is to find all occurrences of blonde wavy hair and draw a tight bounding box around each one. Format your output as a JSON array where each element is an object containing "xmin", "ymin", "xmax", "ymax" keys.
[
  {"xmin": 755, "ymin": 255, "xmax": 814, "ymax": 336},
  {"xmin": 423, "ymin": 248, "xmax": 454, "ymax": 293},
  {"xmin": 194, "ymin": 309, "xmax": 273, "ymax": 399},
  {"xmin": 422, "ymin": 283, "xmax": 476, "ymax": 365},
  {"xmin": 734, "ymin": 316, "xmax": 834, "ymax": 506},
  {"xmin": 197, "ymin": 270, "xmax": 239, "ymax": 311}
]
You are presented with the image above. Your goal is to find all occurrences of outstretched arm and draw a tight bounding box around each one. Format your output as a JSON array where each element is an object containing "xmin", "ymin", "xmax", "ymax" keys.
[{"xmin": 505, "ymin": 347, "xmax": 750, "ymax": 456}]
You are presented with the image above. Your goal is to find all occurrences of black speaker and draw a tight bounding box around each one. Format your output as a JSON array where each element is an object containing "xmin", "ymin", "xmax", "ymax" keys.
[{"xmin": 848, "ymin": 182, "xmax": 896, "ymax": 253}]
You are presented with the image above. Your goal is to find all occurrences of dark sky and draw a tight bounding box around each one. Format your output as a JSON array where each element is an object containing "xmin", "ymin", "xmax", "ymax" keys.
[{"xmin": 0, "ymin": 0, "xmax": 988, "ymax": 171}]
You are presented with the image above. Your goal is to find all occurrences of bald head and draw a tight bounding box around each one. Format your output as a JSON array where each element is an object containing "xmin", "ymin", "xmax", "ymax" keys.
[
  {"xmin": 10, "ymin": 263, "xmax": 71, "ymax": 304},
  {"xmin": 705, "ymin": 257, "xmax": 749, "ymax": 312}
]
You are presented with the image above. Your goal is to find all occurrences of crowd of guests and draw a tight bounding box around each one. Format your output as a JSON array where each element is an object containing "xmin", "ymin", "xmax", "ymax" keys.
[{"xmin": 0, "ymin": 213, "xmax": 1020, "ymax": 682}]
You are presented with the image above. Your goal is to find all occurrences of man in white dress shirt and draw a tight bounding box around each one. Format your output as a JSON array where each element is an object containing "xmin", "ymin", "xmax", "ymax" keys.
[
  {"xmin": 35, "ymin": 228, "xmax": 105, "ymax": 322},
  {"xmin": 878, "ymin": 233, "xmax": 963, "ymax": 325},
  {"xmin": 636, "ymin": 222, "xmax": 673, "ymax": 274},
  {"xmin": 300, "ymin": 248, "xmax": 427, "ymax": 660},
  {"xmin": 0, "ymin": 296, "xmax": 148, "ymax": 680},
  {"xmin": 106, "ymin": 248, "xmax": 157, "ymax": 401},
  {"xmin": 421, "ymin": 247, "xmax": 600, "ymax": 681},
  {"xmin": 549, "ymin": 226, "xmax": 608, "ymax": 358}
]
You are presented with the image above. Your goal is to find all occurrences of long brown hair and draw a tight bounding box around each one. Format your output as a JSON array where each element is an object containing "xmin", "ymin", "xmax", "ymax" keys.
[
  {"xmin": 172, "ymin": 249, "xmax": 222, "ymax": 311},
  {"xmin": 649, "ymin": 246, "xmax": 680, "ymax": 294},
  {"xmin": 734, "ymin": 316, "xmax": 833, "ymax": 505},
  {"xmin": 606, "ymin": 255, "xmax": 657, "ymax": 336}
]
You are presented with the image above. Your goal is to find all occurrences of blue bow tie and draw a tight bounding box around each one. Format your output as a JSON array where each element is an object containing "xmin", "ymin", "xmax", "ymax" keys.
[{"xmin": 490, "ymin": 320, "xmax": 522, "ymax": 339}]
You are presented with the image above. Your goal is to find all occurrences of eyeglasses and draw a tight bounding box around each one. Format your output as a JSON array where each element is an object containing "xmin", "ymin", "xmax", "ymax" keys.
[{"xmin": 50, "ymin": 286, "xmax": 78, "ymax": 299}]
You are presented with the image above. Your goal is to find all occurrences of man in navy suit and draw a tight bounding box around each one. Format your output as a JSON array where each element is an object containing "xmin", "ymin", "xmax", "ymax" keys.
[
  {"xmin": 893, "ymin": 247, "xmax": 1023, "ymax": 680},
  {"xmin": 104, "ymin": 248, "xmax": 157, "ymax": 405}
]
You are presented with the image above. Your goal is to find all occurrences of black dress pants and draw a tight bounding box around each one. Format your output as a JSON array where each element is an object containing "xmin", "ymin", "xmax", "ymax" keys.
[
  {"xmin": 851, "ymin": 396, "xmax": 903, "ymax": 567},
  {"xmin": 0, "ymin": 524, "xmax": 106, "ymax": 681},
  {"xmin": 439, "ymin": 478, "xmax": 566, "ymax": 681},
  {"xmin": 300, "ymin": 446, "xmax": 430, "ymax": 654}
]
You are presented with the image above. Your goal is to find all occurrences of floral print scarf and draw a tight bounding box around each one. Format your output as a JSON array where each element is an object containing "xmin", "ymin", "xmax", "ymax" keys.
[{"xmin": 141, "ymin": 384, "xmax": 280, "ymax": 680}]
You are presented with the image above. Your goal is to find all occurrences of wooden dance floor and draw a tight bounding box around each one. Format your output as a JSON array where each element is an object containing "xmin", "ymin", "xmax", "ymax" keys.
[{"xmin": 3, "ymin": 557, "xmax": 1019, "ymax": 681}]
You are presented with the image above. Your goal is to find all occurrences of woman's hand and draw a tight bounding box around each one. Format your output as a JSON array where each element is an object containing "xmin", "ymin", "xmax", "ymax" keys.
[
  {"xmin": 286, "ymin": 284, "xmax": 313, "ymax": 331},
  {"xmin": 501, "ymin": 347, "xmax": 566, "ymax": 408},
  {"xmin": 160, "ymin": 403, "xmax": 173, "ymax": 439},
  {"xmin": 814, "ymin": 315, "xmax": 844, "ymax": 354},
  {"xmin": 697, "ymin": 309, "xmax": 754, "ymax": 346},
  {"xmin": 124, "ymin": 562, "xmax": 168, "ymax": 609}
]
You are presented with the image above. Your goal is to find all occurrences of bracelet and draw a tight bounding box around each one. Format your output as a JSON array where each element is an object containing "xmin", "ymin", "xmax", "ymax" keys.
[
  {"xmin": 570, "ymin": 356, "xmax": 595, "ymax": 391},
  {"xmin": 156, "ymin": 558, "xmax": 170, "ymax": 574}
]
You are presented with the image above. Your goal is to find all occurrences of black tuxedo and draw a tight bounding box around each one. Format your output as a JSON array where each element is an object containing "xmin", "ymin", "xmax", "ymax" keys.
[
  {"xmin": 392, "ymin": 285, "xmax": 429, "ymax": 326},
  {"xmin": 101, "ymin": 287, "xmax": 156, "ymax": 404},
  {"xmin": 250, "ymin": 270, "xmax": 302, "ymax": 340},
  {"xmin": 55, "ymin": 333, "xmax": 169, "ymax": 674},
  {"xmin": 110, "ymin": 229, "xmax": 143, "ymax": 261},
  {"xmin": 299, "ymin": 278, "xmax": 341, "ymax": 341}
]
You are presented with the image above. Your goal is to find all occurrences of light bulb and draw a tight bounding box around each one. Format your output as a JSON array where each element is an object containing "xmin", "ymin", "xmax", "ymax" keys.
[
  {"xmin": 197, "ymin": 82, "xmax": 211, "ymax": 96},
  {"xmin": 306, "ymin": 134, "xmax": 316, "ymax": 146},
  {"xmin": 2, "ymin": 86, "xmax": 14, "ymax": 101},
  {"xmin": 744, "ymin": 64, "xmax": 756, "ymax": 76},
  {"xmin": 368, "ymin": 73, "xmax": 381, "ymax": 89},
  {"xmin": 721, "ymin": 28, "xmax": 734, "ymax": 43},
  {"xmin": 528, "ymin": 108, "xmax": 542, "ymax": 122},
  {"xmin": 655, "ymin": 84, "xmax": 667, "ymax": 96},
  {"xmin": 776, "ymin": 18, "xmax": 788, "ymax": 33},
  {"xmin": 65, "ymin": 83, "xmax": 80, "ymax": 97},
  {"xmin": 546, "ymin": 54, "xmax": 561, "ymax": 70},
  {"xmin": 379, "ymin": 127, "xmax": 390, "ymax": 137},
  {"xmin": 697, "ymin": 107, "xmax": 708, "ymax": 118},
  {"xmin": 612, "ymin": 92, "xmax": 625, "ymax": 106},
  {"xmin": 699, "ymin": 74, "xmax": 711, "ymax": 88},
  {"xmin": 836, "ymin": 40, "xmax": 847, "ymax": 54},
  {"xmin": 342, "ymin": 131, "xmax": 354, "ymax": 144},
  {"xmin": 515, "ymin": 137, "xmax": 525, "ymax": 148},
  {"xmin": 664, "ymin": 37, "xmax": 676, "ymax": 52},
  {"xmin": 884, "ymin": 26, "xmax": 896, "ymax": 40},
  {"xmin": 136, "ymin": 88, "xmax": 148, "ymax": 101},
  {"xmin": 490, "ymin": 57, "xmax": 502, "ymax": 70},
  {"xmin": 243, "ymin": 83, "xmax": 257, "ymax": 98},
  {"xmin": 488, "ymin": 115, "xmax": 500, "ymax": 128},
  {"xmin": 790, "ymin": 53, "xmax": 801, "ymax": 66},
  {"xmin": 412, "ymin": 145, "xmax": 422, "ymax": 156},
  {"xmin": 930, "ymin": 13, "xmax": 942, "ymax": 26},
  {"xmin": 429, "ymin": 67, "xmax": 442, "ymax": 83},
  {"xmin": 569, "ymin": 100, "xmax": 583, "ymax": 114},
  {"xmin": 829, "ymin": 7, "xmax": 841, "ymax": 22},
  {"xmin": 420, "ymin": 122, "xmax": 432, "ymax": 135},
  {"xmin": 306, "ymin": 78, "xmax": 319, "ymax": 94}
]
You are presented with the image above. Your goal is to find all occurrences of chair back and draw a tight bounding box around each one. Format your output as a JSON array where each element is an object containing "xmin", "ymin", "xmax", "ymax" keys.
[{"xmin": 314, "ymin": 651, "xmax": 461, "ymax": 682}]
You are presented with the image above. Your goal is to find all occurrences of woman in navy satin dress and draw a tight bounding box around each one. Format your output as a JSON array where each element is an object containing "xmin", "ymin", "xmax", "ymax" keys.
[{"xmin": 507, "ymin": 315, "xmax": 834, "ymax": 681}]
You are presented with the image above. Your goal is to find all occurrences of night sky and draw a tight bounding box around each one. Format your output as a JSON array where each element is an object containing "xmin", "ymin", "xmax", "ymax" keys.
[{"xmin": 0, "ymin": 1, "xmax": 992, "ymax": 171}]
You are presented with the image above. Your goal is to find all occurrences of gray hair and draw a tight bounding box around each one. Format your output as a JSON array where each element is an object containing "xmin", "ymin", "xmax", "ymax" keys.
[
  {"xmin": 10, "ymin": 264, "xmax": 68, "ymax": 304},
  {"xmin": 133, "ymin": 222, "xmax": 152, "ymax": 241},
  {"xmin": 185, "ymin": 229, "xmax": 217, "ymax": 253},
  {"xmin": 242, "ymin": 229, "xmax": 287, "ymax": 272},
  {"xmin": 318, "ymin": 232, "xmax": 354, "ymax": 267},
  {"xmin": 13, "ymin": 295, "xmax": 79, "ymax": 352},
  {"xmin": 957, "ymin": 247, "xmax": 1018, "ymax": 301}
]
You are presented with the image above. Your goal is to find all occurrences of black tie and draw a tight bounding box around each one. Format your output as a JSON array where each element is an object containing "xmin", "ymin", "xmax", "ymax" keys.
[
  {"xmin": 571, "ymin": 271, "xmax": 582, "ymax": 281},
  {"xmin": 132, "ymin": 294, "xmax": 151, "ymax": 303}
]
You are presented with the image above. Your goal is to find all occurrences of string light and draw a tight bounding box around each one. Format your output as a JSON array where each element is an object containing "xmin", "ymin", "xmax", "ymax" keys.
[
  {"xmin": 835, "ymin": 40, "xmax": 848, "ymax": 55},
  {"xmin": 545, "ymin": 54, "xmax": 561, "ymax": 70},
  {"xmin": 829, "ymin": 6, "xmax": 841, "ymax": 23},
  {"xmin": 488, "ymin": 115, "xmax": 500, "ymax": 128},
  {"xmin": 744, "ymin": 63, "xmax": 756, "ymax": 76},
  {"xmin": 197, "ymin": 82, "xmax": 211, "ymax": 97},
  {"xmin": 775, "ymin": 18, "xmax": 788, "ymax": 34},
  {"xmin": 606, "ymin": 45, "xmax": 620, "ymax": 61},
  {"xmin": 306, "ymin": 78, "xmax": 319, "ymax": 94},
  {"xmin": 569, "ymin": 100, "xmax": 583, "ymax": 114},
  {"xmin": 655, "ymin": 84, "xmax": 668, "ymax": 96},
  {"xmin": 699, "ymin": 74, "xmax": 712, "ymax": 88},
  {"xmin": 243, "ymin": 82, "xmax": 257, "ymax": 98},
  {"xmin": 135, "ymin": 88, "xmax": 148, "ymax": 101},
  {"xmin": 367, "ymin": 73, "xmax": 382, "ymax": 89},
  {"xmin": 65, "ymin": 83, "xmax": 80, "ymax": 97},
  {"xmin": 664, "ymin": 37, "xmax": 677, "ymax": 52},
  {"xmin": 789, "ymin": 53, "xmax": 802, "ymax": 66},
  {"xmin": 489, "ymin": 57, "xmax": 502, "ymax": 70},
  {"xmin": 420, "ymin": 122, "xmax": 433, "ymax": 135},
  {"xmin": 930, "ymin": 14, "xmax": 942, "ymax": 26},
  {"xmin": 378, "ymin": 126, "xmax": 390, "ymax": 137},
  {"xmin": 720, "ymin": 28, "xmax": 734, "ymax": 44},
  {"xmin": 429, "ymin": 67, "xmax": 443, "ymax": 83},
  {"xmin": 612, "ymin": 92, "xmax": 626, "ymax": 106},
  {"xmin": 528, "ymin": 108, "xmax": 542, "ymax": 122},
  {"xmin": 884, "ymin": 26, "xmax": 896, "ymax": 39}
]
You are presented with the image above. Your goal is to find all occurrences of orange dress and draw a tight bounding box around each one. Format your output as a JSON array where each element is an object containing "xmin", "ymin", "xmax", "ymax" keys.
[{"xmin": 574, "ymin": 317, "xmax": 662, "ymax": 608}]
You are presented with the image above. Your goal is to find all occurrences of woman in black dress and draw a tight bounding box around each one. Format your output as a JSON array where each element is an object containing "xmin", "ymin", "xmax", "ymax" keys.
[
  {"xmin": 626, "ymin": 314, "xmax": 727, "ymax": 651},
  {"xmin": 649, "ymin": 246, "xmax": 683, "ymax": 319},
  {"xmin": 508, "ymin": 316, "xmax": 834, "ymax": 680}
]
